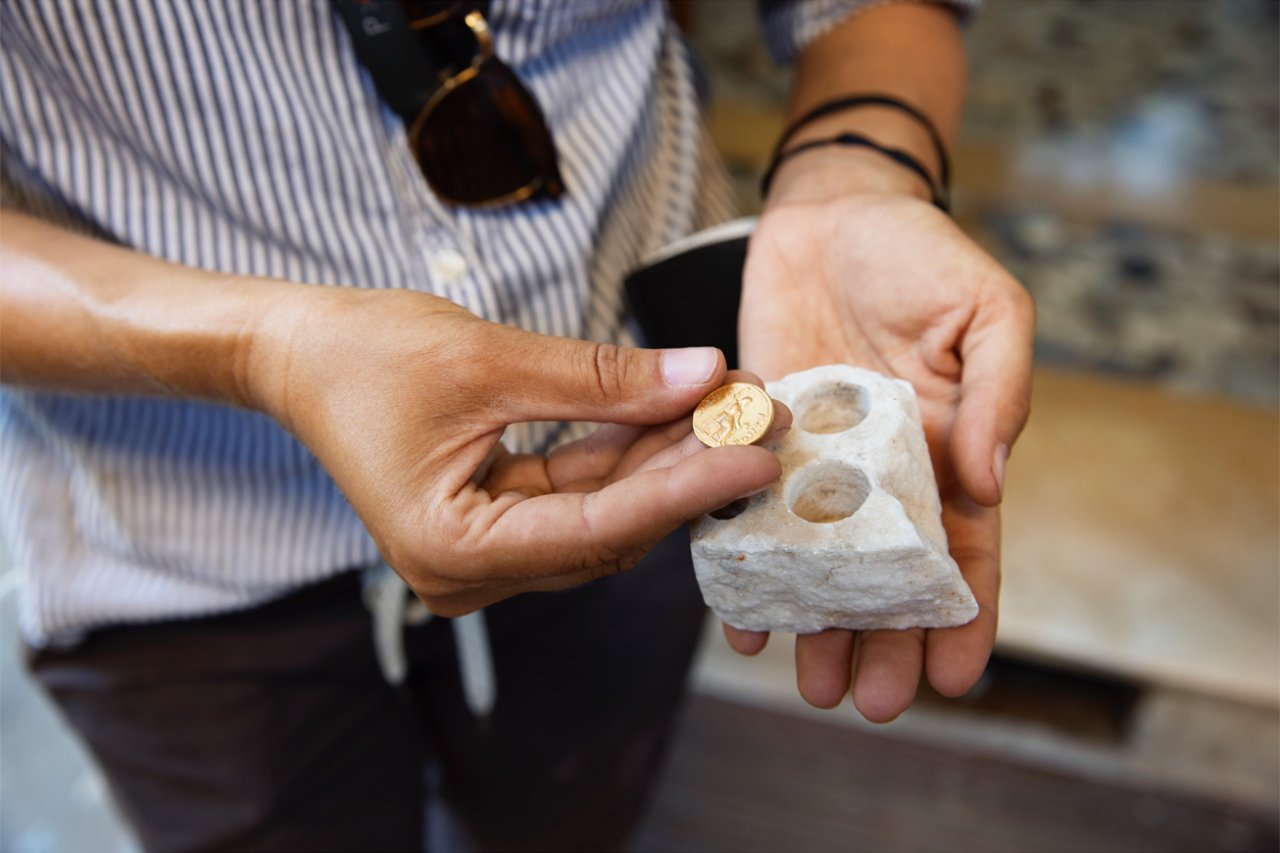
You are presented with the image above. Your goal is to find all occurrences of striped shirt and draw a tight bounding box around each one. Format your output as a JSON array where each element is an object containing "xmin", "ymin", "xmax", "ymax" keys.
[{"xmin": 0, "ymin": 0, "xmax": 947, "ymax": 647}]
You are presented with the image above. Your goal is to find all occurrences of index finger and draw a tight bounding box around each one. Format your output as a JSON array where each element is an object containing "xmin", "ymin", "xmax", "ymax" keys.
[{"xmin": 468, "ymin": 442, "xmax": 783, "ymax": 582}]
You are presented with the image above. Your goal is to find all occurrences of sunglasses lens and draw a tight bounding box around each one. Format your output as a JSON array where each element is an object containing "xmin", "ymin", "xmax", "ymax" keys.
[{"xmin": 414, "ymin": 64, "xmax": 564, "ymax": 205}]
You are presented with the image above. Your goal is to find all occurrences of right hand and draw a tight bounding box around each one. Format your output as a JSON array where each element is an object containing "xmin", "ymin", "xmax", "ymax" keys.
[{"xmin": 245, "ymin": 287, "xmax": 787, "ymax": 616}]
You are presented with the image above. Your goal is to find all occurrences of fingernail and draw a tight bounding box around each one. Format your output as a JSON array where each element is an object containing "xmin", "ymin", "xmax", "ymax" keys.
[
  {"xmin": 992, "ymin": 443, "xmax": 1009, "ymax": 499},
  {"xmin": 661, "ymin": 347, "xmax": 719, "ymax": 387}
]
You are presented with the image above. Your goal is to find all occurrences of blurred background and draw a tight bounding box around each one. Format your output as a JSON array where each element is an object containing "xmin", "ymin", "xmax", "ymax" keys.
[{"xmin": 3, "ymin": 1, "xmax": 1278, "ymax": 851}]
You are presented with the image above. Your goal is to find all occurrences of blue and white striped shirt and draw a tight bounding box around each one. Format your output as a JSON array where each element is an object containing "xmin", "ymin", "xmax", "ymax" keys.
[{"xmin": 1, "ymin": 0, "xmax": 930, "ymax": 646}]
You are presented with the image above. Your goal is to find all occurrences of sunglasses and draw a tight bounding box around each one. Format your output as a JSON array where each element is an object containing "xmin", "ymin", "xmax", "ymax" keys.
[{"xmin": 336, "ymin": 1, "xmax": 564, "ymax": 208}]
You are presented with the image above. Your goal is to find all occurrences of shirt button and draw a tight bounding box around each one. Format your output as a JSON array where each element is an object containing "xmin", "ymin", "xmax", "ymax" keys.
[{"xmin": 429, "ymin": 248, "xmax": 469, "ymax": 283}]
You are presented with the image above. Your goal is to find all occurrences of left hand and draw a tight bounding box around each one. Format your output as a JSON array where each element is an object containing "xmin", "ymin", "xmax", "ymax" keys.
[{"xmin": 732, "ymin": 151, "xmax": 1036, "ymax": 723}]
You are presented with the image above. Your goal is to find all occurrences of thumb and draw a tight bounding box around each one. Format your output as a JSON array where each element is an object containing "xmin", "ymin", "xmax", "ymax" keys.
[
  {"xmin": 951, "ymin": 291, "xmax": 1035, "ymax": 506},
  {"xmin": 492, "ymin": 330, "xmax": 726, "ymax": 425}
]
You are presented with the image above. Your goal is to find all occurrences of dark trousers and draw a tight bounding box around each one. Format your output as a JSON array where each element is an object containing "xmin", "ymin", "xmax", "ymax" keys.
[{"xmin": 29, "ymin": 529, "xmax": 706, "ymax": 853}]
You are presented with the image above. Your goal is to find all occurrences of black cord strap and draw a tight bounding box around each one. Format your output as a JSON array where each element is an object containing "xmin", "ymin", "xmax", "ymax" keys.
[
  {"xmin": 760, "ymin": 132, "xmax": 949, "ymax": 211},
  {"xmin": 764, "ymin": 93, "xmax": 952, "ymax": 211}
]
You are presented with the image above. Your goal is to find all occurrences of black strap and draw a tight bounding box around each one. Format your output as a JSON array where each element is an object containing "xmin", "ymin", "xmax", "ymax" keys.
[
  {"xmin": 768, "ymin": 94, "xmax": 951, "ymax": 204},
  {"xmin": 332, "ymin": 1, "xmax": 490, "ymax": 124},
  {"xmin": 760, "ymin": 131, "xmax": 949, "ymax": 212}
]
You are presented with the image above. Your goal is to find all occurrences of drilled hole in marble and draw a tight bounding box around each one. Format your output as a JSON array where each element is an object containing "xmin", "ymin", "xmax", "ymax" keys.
[
  {"xmin": 708, "ymin": 497, "xmax": 750, "ymax": 520},
  {"xmin": 786, "ymin": 462, "xmax": 870, "ymax": 523},
  {"xmin": 794, "ymin": 382, "xmax": 869, "ymax": 434}
]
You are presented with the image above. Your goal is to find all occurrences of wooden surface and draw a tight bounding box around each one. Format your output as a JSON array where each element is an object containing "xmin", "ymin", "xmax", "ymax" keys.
[
  {"xmin": 999, "ymin": 369, "xmax": 1279, "ymax": 706},
  {"xmin": 633, "ymin": 694, "xmax": 1278, "ymax": 853}
]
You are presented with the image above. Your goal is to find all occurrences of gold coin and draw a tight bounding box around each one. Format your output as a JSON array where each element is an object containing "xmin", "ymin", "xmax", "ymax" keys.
[{"xmin": 692, "ymin": 382, "xmax": 775, "ymax": 447}]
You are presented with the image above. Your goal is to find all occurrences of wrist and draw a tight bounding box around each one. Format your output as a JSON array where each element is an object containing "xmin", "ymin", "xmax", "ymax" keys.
[
  {"xmin": 230, "ymin": 278, "xmax": 344, "ymax": 428},
  {"xmin": 764, "ymin": 108, "xmax": 941, "ymax": 210},
  {"xmin": 764, "ymin": 143, "xmax": 934, "ymax": 210}
]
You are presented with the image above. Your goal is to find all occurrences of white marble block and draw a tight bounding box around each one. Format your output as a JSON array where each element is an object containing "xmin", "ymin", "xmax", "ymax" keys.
[{"xmin": 691, "ymin": 365, "xmax": 978, "ymax": 633}]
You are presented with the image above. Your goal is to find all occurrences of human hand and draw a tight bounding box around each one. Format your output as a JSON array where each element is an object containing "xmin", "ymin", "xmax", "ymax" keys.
[
  {"xmin": 732, "ymin": 153, "xmax": 1035, "ymax": 722},
  {"xmin": 242, "ymin": 287, "xmax": 787, "ymax": 616}
]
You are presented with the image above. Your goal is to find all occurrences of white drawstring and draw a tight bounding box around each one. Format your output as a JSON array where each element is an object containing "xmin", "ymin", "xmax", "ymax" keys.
[
  {"xmin": 362, "ymin": 562, "xmax": 496, "ymax": 721},
  {"xmin": 451, "ymin": 608, "xmax": 496, "ymax": 726},
  {"xmin": 363, "ymin": 562, "xmax": 412, "ymax": 684}
]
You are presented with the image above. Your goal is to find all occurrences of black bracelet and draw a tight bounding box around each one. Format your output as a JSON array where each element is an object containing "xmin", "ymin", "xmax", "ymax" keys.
[
  {"xmin": 765, "ymin": 94, "xmax": 952, "ymax": 209},
  {"xmin": 760, "ymin": 132, "xmax": 950, "ymax": 212}
]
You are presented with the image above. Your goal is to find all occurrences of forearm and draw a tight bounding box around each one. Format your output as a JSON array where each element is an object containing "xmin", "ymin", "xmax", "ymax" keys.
[
  {"xmin": 0, "ymin": 210, "xmax": 299, "ymax": 409},
  {"xmin": 769, "ymin": 1, "xmax": 968, "ymax": 206}
]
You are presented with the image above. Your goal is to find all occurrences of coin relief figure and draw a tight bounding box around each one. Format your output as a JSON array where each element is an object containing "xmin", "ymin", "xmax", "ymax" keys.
[
  {"xmin": 709, "ymin": 393, "xmax": 750, "ymax": 444},
  {"xmin": 693, "ymin": 382, "xmax": 776, "ymax": 447}
]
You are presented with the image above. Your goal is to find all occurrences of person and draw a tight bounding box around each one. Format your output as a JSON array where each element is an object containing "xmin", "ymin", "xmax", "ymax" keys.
[{"xmin": 0, "ymin": 0, "xmax": 1034, "ymax": 850}]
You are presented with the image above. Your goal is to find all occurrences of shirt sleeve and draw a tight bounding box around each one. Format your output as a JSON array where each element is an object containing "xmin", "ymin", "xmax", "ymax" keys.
[{"xmin": 760, "ymin": 0, "xmax": 982, "ymax": 64}]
